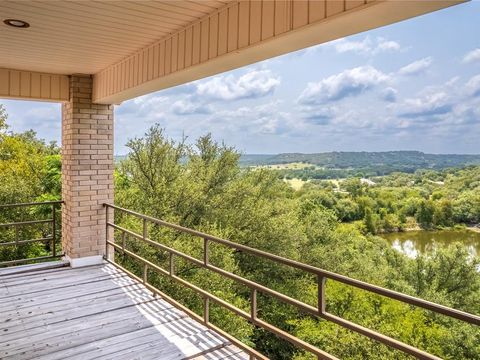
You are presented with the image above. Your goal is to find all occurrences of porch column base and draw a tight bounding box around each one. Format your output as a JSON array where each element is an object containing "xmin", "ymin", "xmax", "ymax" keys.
[{"xmin": 64, "ymin": 255, "xmax": 104, "ymax": 268}]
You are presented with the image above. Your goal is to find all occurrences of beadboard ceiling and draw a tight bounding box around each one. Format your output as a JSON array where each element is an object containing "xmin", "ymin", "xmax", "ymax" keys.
[{"xmin": 0, "ymin": 0, "xmax": 231, "ymax": 75}]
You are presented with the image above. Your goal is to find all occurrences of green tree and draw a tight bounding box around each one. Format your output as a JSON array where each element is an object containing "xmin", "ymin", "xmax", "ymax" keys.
[
  {"xmin": 363, "ymin": 207, "xmax": 377, "ymax": 234},
  {"xmin": 416, "ymin": 200, "xmax": 435, "ymax": 228}
]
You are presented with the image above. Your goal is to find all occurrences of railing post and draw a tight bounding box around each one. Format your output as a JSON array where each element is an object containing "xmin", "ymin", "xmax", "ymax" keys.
[
  {"xmin": 143, "ymin": 218, "xmax": 147, "ymax": 240},
  {"xmin": 203, "ymin": 238, "xmax": 209, "ymax": 266},
  {"xmin": 169, "ymin": 252, "xmax": 175, "ymax": 276},
  {"xmin": 318, "ymin": 275, "xmax": 326, "ymax": 315},
  {"xmin": 204, "ymin": 296, "xmax": 210, "ymax": 324},
  {"xmin": 251, "ymin": 288, "xmax": 257, "ymax": 321},
  {"xmin": 51, "ymin": 203, "xmax": 56, "ymax": 257},
  {"xmin": 121, "ymin": 231, "xmax": 126, "ymax": 256},
  {"xmin": 14, "ymin": 223, "xmax": 19, "ymax": 245},
  {"xmin": 105, "ymin": 204, "xmax": 110, "ymax": 260},
  {"xmin": 14, "ymin": 223, "xmax": 19, "ymax": 260},
  {"xmin": 143, "ymin": 263, "xmax": 148, "ymax": 284}
]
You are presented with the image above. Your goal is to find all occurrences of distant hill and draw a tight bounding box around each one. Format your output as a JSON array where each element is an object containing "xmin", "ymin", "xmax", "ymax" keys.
[
  {"xmin": 238, "ymin": 151, "xmax": 480, "ymax": 173},
  {"xmin": 116, "ymin": 151, "xmax": 480, "ymax": 174}
]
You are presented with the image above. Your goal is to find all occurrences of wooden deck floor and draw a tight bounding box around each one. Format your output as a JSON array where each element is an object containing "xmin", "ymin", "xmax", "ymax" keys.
[{"xmin": 0, "ymin": 263, "xmax": 248, "ymax": 360}]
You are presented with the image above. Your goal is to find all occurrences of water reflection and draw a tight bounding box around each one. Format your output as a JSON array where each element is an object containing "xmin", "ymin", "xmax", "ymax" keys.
[{"xmin": 382, "ymin": 230, "xmax": 480, "ymax": 258}]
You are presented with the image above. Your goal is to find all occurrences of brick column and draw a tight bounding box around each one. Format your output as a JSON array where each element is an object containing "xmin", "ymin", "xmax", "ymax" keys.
[{"xmin": 62, "ymin": 75, "xmax": 114, "ymax": 267}]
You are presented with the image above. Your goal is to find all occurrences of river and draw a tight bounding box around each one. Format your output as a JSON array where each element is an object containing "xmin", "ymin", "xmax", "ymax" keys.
[{"xmin": 381, "ymin": 229, "xmax": 480, "ymax": 258}]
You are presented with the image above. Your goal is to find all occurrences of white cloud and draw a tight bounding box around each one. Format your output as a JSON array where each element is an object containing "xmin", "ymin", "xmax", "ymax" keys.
[
  {"xmin": 398, "ymin": 57, "xmax": 433, "ymax": 76},
  {"xmin": 211, "ymin": 101, "xmax": 306, "ymax": 136},
  {"xmin": 462, "ymin": 48, "xmax": 480, "ymax": 64},
  {"xmin": 297, "ymin": 66, "xmax": 390, "ymax": 105},
  {"xmin": 196, "ymin": 69, "xmax": 280, "ymax": 101},
  {"xmin": 329, "ymin": 36, "xmax": 402, "ymax": 55},
  {"xmin": 171, "ymin": 98, "xmax": 212, "ymax": 115},
  {"xmin": 465, "ymin": 74, "xmax": 480, "ymax": 97},
  {"xmin": 376, "ymin": 38, "xmax": 402, "ymax": 52},
  {"xmin": 382, "ymin": 87, "xmax": 398, "ymax": 102},
  {"xmin": 398, "ymin": 91, "xmax": 452, "ymax": 119}
]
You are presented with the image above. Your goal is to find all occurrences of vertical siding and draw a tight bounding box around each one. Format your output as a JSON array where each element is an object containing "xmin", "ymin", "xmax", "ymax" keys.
[
  {"xmin": 0, "ymin": 68, "xmax": 69, "ymax": 101},
  {"xmin": 94, "ymin": 0, "xmax": 370, "ymax": 102},
  {"xmin": 209, "ymin": 14, "xmax": 219, "ymax": 59}
]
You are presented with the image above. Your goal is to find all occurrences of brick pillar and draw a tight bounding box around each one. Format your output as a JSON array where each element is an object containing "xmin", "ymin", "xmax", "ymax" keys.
[{"xmin": 61, "ymin": 75, "xmax": 114, "ymax": 267}]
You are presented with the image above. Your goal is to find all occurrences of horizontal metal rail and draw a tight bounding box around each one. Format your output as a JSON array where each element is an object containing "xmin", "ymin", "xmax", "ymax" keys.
[
  {"xmin": 0, "ymin": 201, "xmax": 63, "ymax": 267},
  {"xmin": 104, "ymin": 203, "xmax": 480, "ymax": 360},
  {"xmin": 0, "ymin": 254, "xmax": 64, "ymax": 267},
  {"xmin": 0, "ymin": 237, "xmax": 53, "ymax": 247},
  {"xmin": 0, "ymin": 200, "xmax": 63, "ymax": 209},
  {"xmin": 0, "ymin": 219, "xmax": 52, "ymax": 228}
]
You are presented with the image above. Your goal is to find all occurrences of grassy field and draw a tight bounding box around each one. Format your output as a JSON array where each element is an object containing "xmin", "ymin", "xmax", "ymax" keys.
[
  {"xmin": 254, "ymin": 162, "xmax": 316, "ymax": 170},
  {"xmin": 283, "ymin": 178, "xmax": 309, "ymax": 190}
]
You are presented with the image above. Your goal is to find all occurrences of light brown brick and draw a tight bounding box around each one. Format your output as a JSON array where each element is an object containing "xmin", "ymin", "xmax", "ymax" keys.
[{"xmin": 62, "ymin": 75, "xmax": 114, "ymax": 260}]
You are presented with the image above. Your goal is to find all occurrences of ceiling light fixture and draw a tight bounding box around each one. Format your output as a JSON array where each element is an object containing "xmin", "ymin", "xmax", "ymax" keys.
[{"xmin": 3, "ymin": 19, "xmax": 30, "ymax": 28}]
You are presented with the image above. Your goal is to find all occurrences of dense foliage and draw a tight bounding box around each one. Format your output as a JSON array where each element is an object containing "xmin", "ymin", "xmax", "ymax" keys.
[
  {"xmin": 0, "ymin": 105, "xmax": 61, "ymax": 262},
  {"xmin": 295, "ymin": 167, "xmax": 480, "ymax": 235},
  {"xmin": 114, "ymin": 126, "xmax": 479, "ymax": 359}
]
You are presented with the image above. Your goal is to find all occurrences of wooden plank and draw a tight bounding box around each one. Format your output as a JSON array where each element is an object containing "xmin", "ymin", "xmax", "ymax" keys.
[
  {"xmin": 159, "ymin": 41, "xmax": 166, "ymax": 76},
  {"xmin": 2, "ymin": 302, "xmax": 187, "ymax": 359},
  {"xmin": 0, "ymin": 296, "xmax": 181, "ymax": 344},
  {"xmin": 51, "ymin": 75, "xmax": 60, "ymax": 99},
  {"xmin": 0, "ymin": 278, "xmax": 141, "ymax": 314},
  {"xmin": 209, "ymin": 13, "xmax": 219, "ymax": 59},
  {"xmin": 0, "ymin": 265, "xmax": 121, "ymax": 286},
  {"xmin": 178, "ymin": 30, "xmax": 186, "ymax": 70},
  {"xmin": 261, "ymin": 0, "xmax": 275, "ymax": 40},
  {"xmin": 185, "ymin": 26, "xmax": 193, "ymax": 67},
  {"xmin": 20, "ymin": 71, "xmax": 31, "ymax": 97},
  {"xmin": 218, "ymin": 8, "xmax": 228, "ymax": 55},
  {"xmin": 2, "ymin": 293, "xmax": 160, "ymax": 334},
  {"xmin": 293, "ymin": 0, "xmax": 309, "ymax": 29},
  {"xmin": 60, "ymin": 74, "xmax": 69, "ymax": 99},
  {"xmin": 238, "ymin": 0, "xmax": 250, "ymax": 49},
  {"xmin": 192, "ymin": 22, "xmax": 201, "ymax": 65},
  {"xmin": 190, "ymin": 344, "xmax": 248, "ymax": 359},
  {"xmin": 346, "ymin": 0, "xmax": 365, "ymax": 11},
  {"xmin": 133, "ymin": 54, "xmax": 138, "ymax": 86},
  {"xmin": 0, "ymin": 260, "xmax": 68, "ymax": 278},
  {"xmin": 142, "ymin": 49, "xmax": 149, "ymax": 82},
  {"xmin": 326, "ymin": 0, "xmax": 345, "ymax": 17},
  {"xmin": 249, "ymin": 0, "xmax": 262, "ymax": 45},
  {"xmin": 0, "ymin": 271, "xmax": 129, "ymax": 301},
  {"xmin": 34, "ymin": 322, "xmax": 227, "ymax": 360},
  {"xmin": 0, "ymin": 263, "xmax": 248, "ymax": 359},
  {"xmin": 200, "ymin": 19, "xmax": 210, "ymax": 62},
  {"xmin": 172, "ymin": 34, "xmax": 179, "ymax": 73},
  {"xmin": 165, "ymin": 37, "xmax": 172, "ymax": 74},
  {"xmin": 228, "ymin": 2, "xmax": 239, "ymax": 52},
  {"xmin": 148, "ymin": 46, "xmax": 154, "ymax": 81},
  {"xmin": 275, "ymin": 0, "xmax": 291, "ymax": 35},
  {"xmin": 9, "ymin": 70, "xmax": 20, "ymax": 96},
  {"xmin": 153, "ymin": 44, "xmax": 160, "ymax": 78},
  {"xmin": 0, "ymin": 69, "xmax": 9, "ymax": 95},
  {"xmin": 309, "ymin": 0, "xmax": 326, "ymax": 23}
]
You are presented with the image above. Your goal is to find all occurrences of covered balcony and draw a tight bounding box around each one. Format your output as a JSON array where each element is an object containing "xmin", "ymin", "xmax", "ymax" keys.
[{"xmin": 0, "ymin": 1, "xmax": 478, "ymax": 359}]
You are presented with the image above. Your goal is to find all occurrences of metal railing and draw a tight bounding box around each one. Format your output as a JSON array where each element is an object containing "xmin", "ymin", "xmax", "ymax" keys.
[
  {"xmin": 0, "ymin": 201, "xmax": 63, "ymax": 267},
  {"xmin": 104, "ymin": 203, "xmax": 480, "ymax": 360}
]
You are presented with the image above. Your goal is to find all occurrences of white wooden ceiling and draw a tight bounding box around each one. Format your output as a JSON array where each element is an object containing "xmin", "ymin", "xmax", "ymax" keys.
[{"xmin": 0, "ymin": 0, "xmax": 230, "ymax": 75}]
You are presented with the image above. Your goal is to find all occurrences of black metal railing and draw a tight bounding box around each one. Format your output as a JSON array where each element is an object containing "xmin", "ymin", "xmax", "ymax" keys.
[
  {"xmin": 0, "ymin": 201, "xmax": 63, "ymax": 267},
  {"xmin": 104, "ymin": 203, "xmax": 479, "ymax": 360}
]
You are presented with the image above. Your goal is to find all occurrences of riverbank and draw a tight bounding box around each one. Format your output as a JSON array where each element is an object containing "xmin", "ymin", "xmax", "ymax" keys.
[{"xmin": 467, "ymin": 226, "xmax": 480, "ymax": 233}]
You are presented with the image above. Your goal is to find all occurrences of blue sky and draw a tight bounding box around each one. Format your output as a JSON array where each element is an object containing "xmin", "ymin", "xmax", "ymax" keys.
[{"xmin": 2, "ymin": 1, "xmax": 480, "ymax": 155}]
